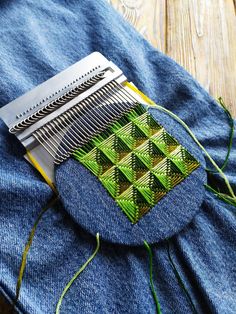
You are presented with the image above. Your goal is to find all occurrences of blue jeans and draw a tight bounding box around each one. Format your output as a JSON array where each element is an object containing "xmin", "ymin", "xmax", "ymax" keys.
[{"xmin": 0, "ymin": 1, "xmax": 235, "ymax": 313}]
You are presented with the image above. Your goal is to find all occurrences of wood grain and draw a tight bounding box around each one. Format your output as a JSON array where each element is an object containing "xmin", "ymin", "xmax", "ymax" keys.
[{"xmin": 110, "ymin": 0, "xmax": 236, "ymax": 116}]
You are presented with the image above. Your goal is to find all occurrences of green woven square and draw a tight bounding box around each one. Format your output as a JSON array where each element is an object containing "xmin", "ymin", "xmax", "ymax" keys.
[{"xmin": 73, "ymin": 104, "xmax": 199, "ymax": 223}]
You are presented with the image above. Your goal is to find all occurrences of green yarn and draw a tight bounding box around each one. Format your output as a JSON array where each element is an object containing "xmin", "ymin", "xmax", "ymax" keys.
[
  {"xmin": 204, "ymin": 98, "xmax": 236, "ymax": 205},
  {"xmin": 55, "ymin": 233, "xmax": 100, "ymax": 314},
  {"xmin": 206, "ymin": 97, "xmax": 234, "ymax": 173},
  {"xmin": 13, "ymin": 195, "xmax": 59, "ymax": 311},
  {"xmin": 144, "ymin": 241, "xmax": 162, "ymax": 314},
  {"xmin": 167, "ymin": 240, "xmax": 198, "ymax": 314},
  {"xmin": 73, "ymin": 104, "xmax": 199, "ymax": 223},
  {"xmin": 149, "ymin": 103, "xmax": 236, "ymax": 202},
  {"xmin": 205, "ymin": 184, "xmax": 236, "ymax": 208}
]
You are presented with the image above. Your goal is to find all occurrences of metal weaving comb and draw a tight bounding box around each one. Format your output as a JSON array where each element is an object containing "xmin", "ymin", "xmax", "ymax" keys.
[{"xmin": 0, "ymin": 52, "xmax": 147, "ymax": 185}]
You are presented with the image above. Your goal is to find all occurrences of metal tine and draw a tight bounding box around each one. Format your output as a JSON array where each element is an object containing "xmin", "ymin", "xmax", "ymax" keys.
[
  {"xmin": 71, "ymin": 103, "xmax": 105, "ymax": 136},
  {"xmin": 35, "ymin": 129, "xmax": 57, "ymax": 156},
  {"xmin": 48, "ymin": 120, "xmax": 75, "ymax": 151},
  {"xmin": 60, "ymin": 109, "xmax": 94, "ymax": 147},
  {"xmin": 59, "ymin": 98, "xmax": 111, "ymax": 148},
  {"xmin": 38, "ymin": 127, "xmax": 69, "ymax": 159},
  {"xmin": 101, "ymin": 84, "xmax": 136, "ymax": 111},
  {"xmin": 67, "ymin": 104, "xmax": 105, "ymax": 136},
  {"xmin": 40, "ymin": 82, "xmax": 123, "ymax": 154},
  {"xmin": 61, "ymin": 104, "xmax": 111, "ymax": 152},
  {"xmin": 99, "ymin": 81, "xmax": 128, "ymax": 106},
  {"xmin": 56, "ymin": 115, "xmax": 86, "ymax": 147},
  {"xmin": 87, "ymin": 82, "xmax": 117, "ymax": 109},
  {"xmin": 102, "ymin": 85, "xmax": 125, "ymax": 105},
  {"xmin": 55, "ymin": 83, "xmax": 133, "ymax": 155},
  {"xmin": 87, "ymin": 92, "xmax": 131, "ymax": 127},
  {"xmin": 82, "ymin": 99, "xmax": 109, "ymax": 125},
  {"xmin": 109, "ymin": 82, "xmax": 137, "ymax": 105},
  {"xmin": 93, "ymin": 92, "xmax": 129, "ymax": 124},
  {"xmin": 64, "ymin": 104, "xmax": 103, "ymax": 142},
  {"xmin": 33, "ymin": 132, "xmax": 54, "ymax": 158},
  {"xmin": 49, "ymin": 118, "xmax": 87, "ymax": 161},
  {"xmin": 68, "ymin": 85, "xmax": 121, "ymax": 133},
  {"xmin": 89, "ymin": 83, "xmax": 131, "ymax": 118},
  {"xmin": 112, "ymin": 81, "xmax": 139, "ymax": 104},
  {"xmin": 95, "ymin": 88, "xmax": 124, "ymax": 111},
  {"xmin": 84, "ymin": 94, "xmax": 121, "ymax": 124},
  {"xmin": 36, "ymin": 128, "xmax": 68, "ymax": 161},
  {"xmin": 84, "ymin": 95, "xmax": 117, "ymax": 124},
  {"xmin": 50, "ymin": 120, "xmax": 80, "ymax": 152},
  {"xmin": 43, "ymin": 125, "xmax": 71, "ymax": 158},
  {"xmin": 55, "ymin": 106, "xmax": 97, "ymax": 149},
  {"xmin": 10, "ymin": 71, "xmax": 107, "ymax": 134},
  {"xmin": 62, "ymin": 89, "xmax": 108, "ymax": 135},
  {"xmin": 95, "ymin": 87, "xmax": 135, "ymax": 123},
  {"xmin": 54, "ymin": 88, "xmax": 124, "ymax": 157},
  {"xmin": 55, "ymin": 108, "xmax": 97, "ymax": 147},
  {"xmin": 82, "ymin": 81, "xmax": 139, "ymax": 125},
  {"xmin": 34, "ymin": 131, "xmax": 64, "ymax": 164},
  {"xmin": 101, "ymin": 80, "xmax": 138, "ymax": 111},
  {"xmin": 37, "ymin": 81, "xmax": 138, "ymax": 164},
  {"xmin": 52, "ymin": 112, "xmax": 97, "ymax": 160},
  {"xmin": 56, "ymin": 105, "xmax": 120, "ymax": 161},
  {"xmin": 78, "ymin": 96, "xmax": 124, "ymax": 133}
]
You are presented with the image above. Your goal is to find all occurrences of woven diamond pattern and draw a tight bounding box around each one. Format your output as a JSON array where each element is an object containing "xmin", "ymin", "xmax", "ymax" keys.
[{"xmin": 73, "ymin": 104, "xmax": 199, "ymax": 223}]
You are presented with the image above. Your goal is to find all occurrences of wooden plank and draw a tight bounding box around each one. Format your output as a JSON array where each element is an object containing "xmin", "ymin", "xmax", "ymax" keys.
[
  {"xmin": 0, "ymin": 295, "xmax": 12, "ymax": 314},
  {"xmin": 109, "ymin": 0, "xmax": 167, "ymax": 51},
  {"xmin": 110, "ymin": 0, "xmax": 236, "ymax": 116}
]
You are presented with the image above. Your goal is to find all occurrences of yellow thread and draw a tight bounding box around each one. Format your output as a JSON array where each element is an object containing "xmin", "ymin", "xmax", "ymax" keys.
[
  {"xmin": 13, "ymin": 195, "xmax": 59, "ymax": 312},
  {"xmin": 26, "ymin": 150, "xmax": 58, "ymax": 193},
  {"xmin": 56, "ymin": 233, "xmax": 100, "ymax": 314},
  {"xmin": 124, "ymin": 82, "xmax": 156, "ymax": 106}
]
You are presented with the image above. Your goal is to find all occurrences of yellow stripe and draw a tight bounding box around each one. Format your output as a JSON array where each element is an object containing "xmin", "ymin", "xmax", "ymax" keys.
[
  {"xmin": 26, "ymin": 150, "xmax": 58, "ymax": 194},
  {"xmin": 124, "ymin": 82, "xmax": 156, "ymax": 106}
]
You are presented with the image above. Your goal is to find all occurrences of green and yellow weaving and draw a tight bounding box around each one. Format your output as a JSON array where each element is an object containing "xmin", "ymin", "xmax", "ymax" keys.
[{"xmin": 73, "ymin": 104, "xmax": 199, "ymax": 223}]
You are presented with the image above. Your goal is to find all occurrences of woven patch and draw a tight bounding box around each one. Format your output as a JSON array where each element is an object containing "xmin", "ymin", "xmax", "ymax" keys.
[{"xmin": 73, "ymin": 104, "xmax": 199, "ymax": 223}]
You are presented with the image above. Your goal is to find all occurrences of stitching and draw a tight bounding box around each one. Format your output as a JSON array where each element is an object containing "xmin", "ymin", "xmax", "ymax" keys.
[{"xmin": 73, "ymin": 104, "xmax": 200, "ymax": 223}]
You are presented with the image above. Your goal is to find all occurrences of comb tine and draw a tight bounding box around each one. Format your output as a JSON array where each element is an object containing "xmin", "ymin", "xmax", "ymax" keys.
[{"xmin": 0, "ymin": 53, "xmax": 147, "ymax": 183}]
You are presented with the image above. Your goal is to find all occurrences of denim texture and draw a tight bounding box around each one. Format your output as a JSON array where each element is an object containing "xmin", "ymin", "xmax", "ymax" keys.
[
  {"xmin": 56, "ymin": 105, "xmax": 206, "ymax": 246},
  {"xmin": 0, "ymin": 0, "xmax": 235, "ymax": 313}
]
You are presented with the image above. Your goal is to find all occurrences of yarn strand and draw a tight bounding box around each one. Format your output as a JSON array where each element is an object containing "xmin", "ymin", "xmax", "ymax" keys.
[
  {"xmin": 167, "ymin": 240, "xmax": 198, "ymax": 314},
  {"xmin": 144, "ymin": 241, "xmax": 162, "ymax": 314},
  {"xmin": 206, "ymin": 97, "xmax": 234, "ymax": 173},
  {"xmin": 149, "ymin": 104, "xmax": 236, "ymax": 201},
  {"xmin": 13, "ymin": 194, "xmax": 59, "ymax": 311},
  {"xmin": 205, "ymin": 184, "xmax": 236, "ymax": 208},
  {"xmin": 55, "ymin": 233, "xmax": 100, "ymax": 314}
]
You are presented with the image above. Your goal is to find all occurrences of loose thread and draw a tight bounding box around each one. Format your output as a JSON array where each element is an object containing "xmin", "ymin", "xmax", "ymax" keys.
[
  {"xmin": 206, "ymin": 97, "xmax": 234, "ymax": 173},
  {"xmin": 12, "ymin": 194, "xmax": 59, "ymax": 312},
  {"xmin": 143, "ymin": 241, "xmax": 162, "ymax": 314},
  {"xmin": 149, "ymin": 104, "xmax": 236, "ymax": 201},
  {"xmin": 55, "ymin": 233, "xmax": 100, "ymax": 314},
  {"xmin": 205, "ymin": 184, "xmax": 236, "ymax": 208},
  {"xmin": 167, "ymin": 240, "xmax": 198, "ymax": 314}
]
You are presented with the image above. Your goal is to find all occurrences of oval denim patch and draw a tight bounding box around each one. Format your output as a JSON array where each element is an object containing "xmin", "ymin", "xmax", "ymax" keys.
[{"xmin": 56, "ymin": 105, "xmax": 206, "ymax": 246}]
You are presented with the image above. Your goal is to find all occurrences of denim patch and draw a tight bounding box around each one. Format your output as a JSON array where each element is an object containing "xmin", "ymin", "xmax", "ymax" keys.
[{"xmin": 73, "ymin": 104, "xmax": 199, "ymax": 223}]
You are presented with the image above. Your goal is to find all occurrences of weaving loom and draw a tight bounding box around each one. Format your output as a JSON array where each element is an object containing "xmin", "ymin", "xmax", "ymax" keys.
[
  {"xmin": 0, "ymin": 1, "xmax": 235, "ymax": 312},
  {"xmin": 0, "ymin": 52, "xmax": 199, "ymax": 224}
]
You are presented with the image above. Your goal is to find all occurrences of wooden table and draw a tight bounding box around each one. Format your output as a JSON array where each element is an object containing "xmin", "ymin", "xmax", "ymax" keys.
[{"xmin": 110, "ymin": 0, "xmax": 236, "ymax": 116}]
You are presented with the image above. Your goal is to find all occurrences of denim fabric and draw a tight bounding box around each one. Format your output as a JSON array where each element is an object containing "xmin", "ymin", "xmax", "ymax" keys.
[
  {"xmin": 56, "ymin": 105, "xmax": 206, "ymax": 246},
  {"xmin": 0, "ymin": 0, "xmax": 235, "ymax": 313}
]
